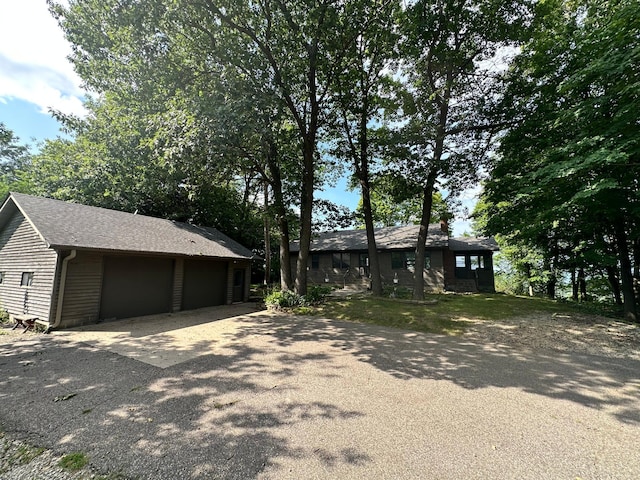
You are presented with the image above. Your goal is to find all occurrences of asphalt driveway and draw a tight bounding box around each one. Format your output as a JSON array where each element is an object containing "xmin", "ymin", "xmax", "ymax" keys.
[{"xmin": 1, "ymin": 305, "xmax": 639, "ymax": 479}]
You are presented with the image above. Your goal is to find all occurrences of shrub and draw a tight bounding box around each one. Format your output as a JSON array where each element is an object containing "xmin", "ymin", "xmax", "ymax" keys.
[
  {"xmin": 265, "ymin": 290, "xmax": 306, "ymax": 309},
  {"xmin": 304, "ymin": 285, "xmax": 333, "ymax": 305},
  {"xmin": 0, "ymin": 308, "xmax": 9, "ymax": 325}
]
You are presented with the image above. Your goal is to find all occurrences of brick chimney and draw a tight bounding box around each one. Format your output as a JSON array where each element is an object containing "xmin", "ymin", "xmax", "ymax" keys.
[{"xmin": 440, "ymin": 218, "xmax": 449, "ymax": 235}]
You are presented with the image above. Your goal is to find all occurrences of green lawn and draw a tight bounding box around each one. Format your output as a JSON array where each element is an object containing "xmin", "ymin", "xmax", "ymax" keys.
[{"xmin": 305, "ymin": 293, "xmax": 584, "ymax": 336}]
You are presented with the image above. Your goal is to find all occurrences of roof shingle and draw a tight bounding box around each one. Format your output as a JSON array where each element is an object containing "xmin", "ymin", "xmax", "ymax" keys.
[
  {"xmin": 2, "ymin": 192, "xmax": 254, "ymax": 259},
  {"xmin": 290, "ymin": 224, "xmax": 449, "ymax": 252}
]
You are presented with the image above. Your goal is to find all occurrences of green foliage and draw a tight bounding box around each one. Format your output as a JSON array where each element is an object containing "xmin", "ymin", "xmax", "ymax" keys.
[
  {"xmin": 303, "ymin": 285, "xmax": 333, "ymax": 305},
  {"xmin": 265, "ymin": 285, "xmax": 333, "ymax": 309},
  {"xmin": 264, "ymin": 290, "xmax": 307, "ymax": 309},
  {"xmin": 355, "ymin": 177, "xmax": 453, "ymax": 228},
  {"xmin": 0, "ymin": 123, "xmax": 33, "ymax": 198},
  {"xmin": 0, "ymin": 307, "xmax": 10, "ymax": 325},
  {"xmin": 481, "ymin": 0, "xmax": 640, "ymax": 316},
  {"xmin": 58, "ymin": 452, "xmax": 88, "ymax": 472}
]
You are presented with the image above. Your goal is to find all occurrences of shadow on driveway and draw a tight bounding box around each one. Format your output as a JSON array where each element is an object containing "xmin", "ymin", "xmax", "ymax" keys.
[{"xmin": 1, "ymin": 308, "xmax": 639, "ymax": 479}]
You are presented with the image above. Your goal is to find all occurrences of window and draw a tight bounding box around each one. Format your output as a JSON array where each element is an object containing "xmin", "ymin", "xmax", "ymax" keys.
[
  {"xmin": 0, "ymin": 272, "xmax": 4, "ymax": 284},
  {"xmin": 311, "ymin": 254, "xmax": 320, "ymax": 270},
  {"xmin": 392, "ymin": 252, "xmax": 430, "ymax": 270},
  {"xmin": 470, "ymin": 255, "xmax": 485, "ymax": 270},
  {"xmin": 21, "ymin": 272, "xmax": 34, "ymax": 287},
  {"xmin": 359, "ymin": 254, "xmax": 369, "ymax": 267},
  {"xmin": 332, "ymin": 253, "xmax": 349, "ymax": 269},
  {"xmin": 391, "ymin": 252, "xmax": 404, "ymax": 269},
  {"xmin": 455, "ymin": 256, "xmax": 466, "ymax": 268}
]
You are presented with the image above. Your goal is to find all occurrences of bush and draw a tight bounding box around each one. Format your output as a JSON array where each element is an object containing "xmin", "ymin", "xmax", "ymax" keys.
[
  {"xmin": 304, "ymin": 285, "xmax": 333, "ymax": 305},
  {"xmin": 0, "ymin": 308, "xmax": 9, "ymax": 325},
  {"xmin": 265, "ymin": 290, "xmax": 306, "ymax": 309},
  {"xmin": 264, "ymin": 285, "xmax": 333, "ymax": 309}
]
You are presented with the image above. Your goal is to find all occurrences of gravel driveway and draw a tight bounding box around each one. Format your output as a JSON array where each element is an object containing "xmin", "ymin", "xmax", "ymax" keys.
[{"xmin": 1, "ymin": 307, "xmax": 639, "ymax": 479}]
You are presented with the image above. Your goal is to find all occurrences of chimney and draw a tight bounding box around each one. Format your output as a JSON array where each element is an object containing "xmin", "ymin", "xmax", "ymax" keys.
[{"xmin": 440, "ymin": 218, "xmax": 449, "ymax": 235}]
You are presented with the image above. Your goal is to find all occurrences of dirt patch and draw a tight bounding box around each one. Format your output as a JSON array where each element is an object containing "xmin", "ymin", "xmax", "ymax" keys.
[{"xmin": 462, "ymin": 312, "xmax": 640, "ymax": 361}]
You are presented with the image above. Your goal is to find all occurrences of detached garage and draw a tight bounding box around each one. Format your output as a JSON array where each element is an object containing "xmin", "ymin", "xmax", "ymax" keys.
[{"xmin": 0, "ymin": 192, "xmax": 255, "ymax": 330}]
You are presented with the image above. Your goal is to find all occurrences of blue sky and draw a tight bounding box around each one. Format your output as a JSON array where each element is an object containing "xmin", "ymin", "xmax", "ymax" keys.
[
  {"xmin": 0, "ymin": 1, "xmax": 84, "ymax": 144},
  {"xmin": 0, "ymin": 1, "xmax": 476, "ymax": 235}
]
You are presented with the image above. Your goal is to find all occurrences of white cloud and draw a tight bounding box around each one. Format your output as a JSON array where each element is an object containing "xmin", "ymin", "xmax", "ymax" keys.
[{"xmin": 0, "ymin": 0, "xmax": 86, "ymax": 116}]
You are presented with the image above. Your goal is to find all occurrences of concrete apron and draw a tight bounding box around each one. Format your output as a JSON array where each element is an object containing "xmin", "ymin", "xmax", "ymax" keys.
[{"xmin": 54, "ymin": 303, "xmax": 266, "ymax": 368}]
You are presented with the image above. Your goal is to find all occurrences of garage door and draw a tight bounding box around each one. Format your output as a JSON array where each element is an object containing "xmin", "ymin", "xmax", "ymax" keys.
[
  {"xmin": 182, "ymin": 259, "xmax": 227, "ymax": 310},
  {"xmin": 100, "ymin": 256, "xmax": 174, "ymax": 320}
]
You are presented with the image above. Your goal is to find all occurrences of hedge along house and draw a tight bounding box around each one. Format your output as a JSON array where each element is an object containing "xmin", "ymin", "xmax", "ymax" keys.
[
  {"xmin": 0, "ymin": 192, "xmax": 255, "ymax": 330},
  {"xmin": 289, "ymin": 222, "xmax": 499, "ymax": 293}
]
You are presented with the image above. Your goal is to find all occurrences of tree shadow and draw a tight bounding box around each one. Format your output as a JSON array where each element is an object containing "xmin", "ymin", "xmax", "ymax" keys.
[
  {"xmin": 1, "ymin": 310, "xmax": 639, "ymax": 478},
  {"xmin": 0, "ymin": 333, "xmax": 369, "ymax": 479},
  {"xmin": 225, "ymin": 312, "xmax": 640, "ymax": 426}
]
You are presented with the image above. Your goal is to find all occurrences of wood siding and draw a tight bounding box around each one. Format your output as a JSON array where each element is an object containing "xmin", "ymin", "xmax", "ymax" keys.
[
  {"xmin": 225, "ymin": 261, "xmax": 250, "ymax": 304},
  {"xmin": 0, "ymin": 212, "xmax": 57, "ymax": 320},
  {"xmin": 56, "ymin": 251, "xmax": 104, "ymax": 328}
]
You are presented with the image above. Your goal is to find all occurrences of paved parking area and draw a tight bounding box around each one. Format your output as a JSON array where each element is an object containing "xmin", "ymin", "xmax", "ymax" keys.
[
  {"xmin": 1, "ymin": 306, "xmax": 640, "ymax": 479},
  {"xmin": 55, "ymin": 303, "xmax": 265, "ymax": 368}
]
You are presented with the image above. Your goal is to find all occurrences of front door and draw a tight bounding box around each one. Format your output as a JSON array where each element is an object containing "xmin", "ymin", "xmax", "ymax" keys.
[{"xmin": 232, "ymin": 268, "xmax": 245, "ymax": 303}]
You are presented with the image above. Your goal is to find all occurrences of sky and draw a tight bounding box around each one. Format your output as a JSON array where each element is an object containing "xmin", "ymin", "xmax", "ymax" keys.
[
  {"xmin": 0, "ymin": 0, "xmax": 85, "ymax": 142},
  {"xmin": 0, "ymin": 0, "xmax": 477, "ymax": 235}
]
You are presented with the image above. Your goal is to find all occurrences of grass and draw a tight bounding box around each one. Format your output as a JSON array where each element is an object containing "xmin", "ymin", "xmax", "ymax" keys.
[
  {"xmin": 58, "ymin": 452, "xmax": 88, "ymax": 471},
  {"xmin": 0, "ymin": 432, "xmax": 46, "ymax": 474},
  {"xmin": 304, "ymin": 293, "xmax": 583, "ymax": 336}
]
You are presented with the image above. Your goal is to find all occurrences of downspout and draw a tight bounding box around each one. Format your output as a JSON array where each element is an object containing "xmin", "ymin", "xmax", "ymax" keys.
[{"xmin": 49, "ymin": 249, "xmax": 77, "ymax": 332}]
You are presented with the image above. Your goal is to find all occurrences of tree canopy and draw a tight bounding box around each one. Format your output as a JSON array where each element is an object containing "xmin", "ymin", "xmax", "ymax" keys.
[{"xmin": 480, "ymin": 0, "xmax": 639, "ymax": 319}]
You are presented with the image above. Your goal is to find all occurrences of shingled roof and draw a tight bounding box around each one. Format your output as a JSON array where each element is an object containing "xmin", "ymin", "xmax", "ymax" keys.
[
  {"xmin": 290, "ymin": 224, "xmax": 449, "ymax": 252},
  {"xmin": 1, "ymin": 192, "xmax": 254, "ymax": 260},
  {"xmin": 448, "ymin": 237, "xmax": 499, "ymax": 251}
]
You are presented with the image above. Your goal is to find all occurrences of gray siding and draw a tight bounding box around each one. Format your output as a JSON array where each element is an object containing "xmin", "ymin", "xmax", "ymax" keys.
[
  {"xmin": 57, "ymin": 251, "xmax": 103, "ymax": 328},
  {"xmin": 225, "ymin": 261, "xmax": 250, "ymax": 304},
  {"xmin": 0, "ymin": 212, "xmax": 58, "ymax": 320},
  {"xmin": 293, "ymin": 249, "xmax": 446, "ymax": 291}
]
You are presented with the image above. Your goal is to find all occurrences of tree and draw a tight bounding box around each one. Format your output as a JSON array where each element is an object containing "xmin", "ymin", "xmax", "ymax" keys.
[
  {"xmin": 392, "ymin": 0, "xmax": 529, "ymax": 300},
  {"xmin": 30, "ymin": 93, "xmax": 265, "ymax": 250},
  {"xmin": 52, "ymin": 0, "xmax": 367, "ymax": 295},
  {"xmin": 0, "ymin": 123, "xmax": 32, "ymax": 198},
  {"xmin": 330, "ymin": 0, "xmax": 400, "ymax": 296},
  {"xmin": 355, "ymin": 179, "xmax": 451, "ymax": 228},
  {"xmin": 481, "ymin": 0, "xmax": 640, "ymax": 320}
]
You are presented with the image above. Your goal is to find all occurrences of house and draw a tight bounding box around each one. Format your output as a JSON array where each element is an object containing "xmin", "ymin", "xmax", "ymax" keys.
[
  {"xmin": 0, "ymin": 192, "xmax": 255, "ymax": 330},
  {"xmin": 289, "ymin": 222, "xmax": 498, "ymax": 293}
]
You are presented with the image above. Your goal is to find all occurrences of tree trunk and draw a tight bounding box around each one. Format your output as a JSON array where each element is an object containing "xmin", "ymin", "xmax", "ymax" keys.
[
  {"xmin": 360, "ymin": 174, "xmax": 383, "ymax": 295},
  {"xmin": 578, "ymin": 267, "xmax": 587, "ymax": 302},
  {"xmin": 544, "ymin": 255, "xmax": 556, "ymax": 299},
  {"xmin": 525, "ymin": 263, "xmax": 534, "ymax": 296},
  {"xmin": 606, "ymin": 265, "xmax": 623, "ymax": 305},
  {"xmin": 294, "ymin": 135, "xmax": 315, "ymax": 296},
  {"xmin": 356, "ymin": 94, "xmax": 382, "ymax": 296},
  {"xmin": 634, "ymin": 237, "xmax": 640, "ymax": 304},
  {"xmin": 571, "ymin": 267, "xmax": 578, "ymax": 302},
  {"xmin": 263, "ymin": 182, "xmax": 271, "ymax": 285},
  {"xmin": 413, "ymin": 171, "xmax": 437, "ymax": 301},
  {"xmin": 265, "ymin": 138, "xmax": 292, "ymax": 291},
  {"xmin": 614, "ymin": 219, "xmax": 637, "ymax": 321}
]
